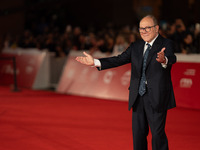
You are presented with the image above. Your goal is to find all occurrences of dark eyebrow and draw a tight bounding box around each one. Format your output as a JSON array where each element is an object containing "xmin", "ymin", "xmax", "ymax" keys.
[
  {"xmin": 140, "ymin": 26, "xmax": 152, "ymax": 28},
  {"xmin": 139, "ymin": 25, "xmax": 156, "ymax": 29}
]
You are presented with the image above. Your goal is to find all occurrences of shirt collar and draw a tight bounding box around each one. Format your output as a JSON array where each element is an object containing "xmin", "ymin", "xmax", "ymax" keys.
[{"xmin": 145, "ymin": 34, "xmax": 159, "ymax": 47}]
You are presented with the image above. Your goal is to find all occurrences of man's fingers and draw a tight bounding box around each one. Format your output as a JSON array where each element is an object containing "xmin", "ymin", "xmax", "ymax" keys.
[
  {"xmin": 83, "ymin": 51, "xmax": 90, "ymax": 57},
  {"xmin": 157, "ymin": 47, "xmax": 166, "ymax": 56},
  {"xmin": 75, "ymin": 57, "xmax": 81, "ymax": 62},
  {"xmin": 161, "ymin": 47, "xmax": 166, "ymax": 53},
  {"xmin": 157, "ymin": 48, "xmax": 166, "ymax": 54},
  {"xmin": 76, "ymin": 56, "xmax": 85, "ymax": 62},
  {"xmin": 75, "ymin": 52, "xmax": 94, "ymax": 66}
]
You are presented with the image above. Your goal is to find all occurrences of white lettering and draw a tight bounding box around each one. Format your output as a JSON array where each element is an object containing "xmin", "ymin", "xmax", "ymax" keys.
[
  {"xmin": 121, "ymin": 70, "xmax": 131, "ymax": 86},
  {"xmin": 103, "ymin": 71, "xmax": 115, "ymax": 84},
  {"xmin": 184, "ymin": 69, "xmax": 196, "ymax": 76},
  {"xmin": 180, "ymin": 78, "xmax": 193, "ymax": 88}
]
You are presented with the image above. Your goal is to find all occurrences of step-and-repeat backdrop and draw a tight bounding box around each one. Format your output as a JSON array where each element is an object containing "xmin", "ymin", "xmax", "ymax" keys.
[
  {"xmin": 0, "ymin": 48, "xmax": 50, "ymax": 89},
  {"xmin": 1, "ymin": 48, "xmax": 200, "ymax": 109},
  {"xmin": 57, "ymin": 53, "xmax": 200, "ymax": 109}
]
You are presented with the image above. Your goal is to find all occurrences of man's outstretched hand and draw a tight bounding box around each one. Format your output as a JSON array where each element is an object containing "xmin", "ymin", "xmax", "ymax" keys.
[
  {"xmin": 156, "ymin": 47, "xmax": 166, "ymax": 63},
  {"xmin": 76, "ymin": 52, "xmax": 94, "ymax": 66}
]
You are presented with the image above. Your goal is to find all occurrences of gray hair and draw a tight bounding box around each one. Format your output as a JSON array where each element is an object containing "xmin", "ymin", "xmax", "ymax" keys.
[{"xmin": 141, "ymin": 15, "xmax": 158, "ymax": 25}]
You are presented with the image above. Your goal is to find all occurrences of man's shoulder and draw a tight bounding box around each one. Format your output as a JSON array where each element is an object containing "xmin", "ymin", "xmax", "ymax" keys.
[
  {"xmin": 157, "ymin": 34, "xmax": 174, "ymax": 45},
  {"xmin": 159, "ymin": 34, "xmax": 173, "ymax": 42},
  {"xmin": 131, "ymin": 39, "xmax": 145, "ymax": 47}
]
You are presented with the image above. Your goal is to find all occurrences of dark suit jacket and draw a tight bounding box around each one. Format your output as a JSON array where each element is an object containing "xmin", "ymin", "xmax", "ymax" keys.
[{"xmin": 98, "ymin": 35, "xmax": 176, "ymax": 112}]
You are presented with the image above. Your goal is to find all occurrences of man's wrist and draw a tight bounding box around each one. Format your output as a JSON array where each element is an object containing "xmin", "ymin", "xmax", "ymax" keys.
[
  {"xmin": 163, "ymin": 57, "xmax": 166, "ymax": 64},
  {"xmin": 94, "ymin": 59, "xmax": 101, "ymax": 67}
]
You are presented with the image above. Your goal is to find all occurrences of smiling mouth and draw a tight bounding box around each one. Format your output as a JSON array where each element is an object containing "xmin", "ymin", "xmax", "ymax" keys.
[{"xmin": 142, "ymin": 34, "xmax": 149, "ymax": 37}]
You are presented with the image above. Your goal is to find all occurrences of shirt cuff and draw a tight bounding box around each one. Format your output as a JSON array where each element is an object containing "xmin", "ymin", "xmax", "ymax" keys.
[
  {"xmin": 161, "ymin": 56, "xmax": 168, "ymax": 68},
  {"xmin": 94, "ymin": 59, "xmax": 101, "ymax": 67}
]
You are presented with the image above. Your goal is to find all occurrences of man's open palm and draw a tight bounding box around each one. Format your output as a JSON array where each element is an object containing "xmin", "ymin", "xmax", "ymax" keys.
[{"xmin": 76, "ymin": 52, "xmax": 94, "ymax": 66}]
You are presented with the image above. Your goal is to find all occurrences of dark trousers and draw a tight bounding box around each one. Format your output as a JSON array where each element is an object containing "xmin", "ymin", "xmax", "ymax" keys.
[{"xmin": 132, "ymin": 90, "xmax": 169, "ymax": 150}]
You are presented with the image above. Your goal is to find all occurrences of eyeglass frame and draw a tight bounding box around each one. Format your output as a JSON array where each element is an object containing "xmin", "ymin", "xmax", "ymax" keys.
[{"xmin": 139, "ymin": 25, "xmax": 157, "ymax": 33}]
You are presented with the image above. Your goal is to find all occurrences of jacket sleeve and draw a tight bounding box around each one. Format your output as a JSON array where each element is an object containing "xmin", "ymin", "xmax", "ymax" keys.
[
  {"xmin": 165, "ymin": 40, "xmax": 177, "ymax": 65},
  {"xmin": 98, "ymin": 43, "xmax": 133, "ymax": 71}
]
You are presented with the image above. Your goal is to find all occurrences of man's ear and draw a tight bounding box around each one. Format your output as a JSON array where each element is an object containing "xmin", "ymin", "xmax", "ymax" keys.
[{"xmin": 156, "ymin": 25, "xmax": 159, "ymax": 33}]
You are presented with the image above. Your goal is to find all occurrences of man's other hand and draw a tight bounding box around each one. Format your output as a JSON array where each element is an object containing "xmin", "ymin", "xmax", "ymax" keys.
[
  {"xmin": 156, "ymin": 47, "xmax": 166, "ymax": 63},
  {"xmin": 76, "ymin": 52, "xmax": 94, "ymax": 66}
]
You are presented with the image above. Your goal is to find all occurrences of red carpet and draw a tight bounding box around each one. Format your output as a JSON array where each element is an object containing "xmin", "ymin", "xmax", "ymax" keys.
[{"xmin": 0, "ymin": 86, "xmax": 200, "ymax": 150}]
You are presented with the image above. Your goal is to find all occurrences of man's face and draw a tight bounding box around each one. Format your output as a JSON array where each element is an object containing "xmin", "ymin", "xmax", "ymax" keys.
[{"xmin": 139, "ymin": 17, "xmax": 159, "ymax": 43}]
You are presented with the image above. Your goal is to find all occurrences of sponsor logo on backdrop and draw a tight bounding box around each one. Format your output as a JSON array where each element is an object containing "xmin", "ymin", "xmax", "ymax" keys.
[
  {"xmin": 180, "ymin": 78, "xmax": 192, "ymax": 88},
  {"xmin": 1, "ymin": 64, "xmax": 19, "ymax": 75},
  {"xmin": 180, "ymin": 69, "xmax": 196, "ymax": 88},
  {"xmin": 103, "ymin": 71, "xmax": 115, "ymax": 84},
  {"xmin": 26, "ymin": 66, "xmax": 33, "ymax": 74},
  {"xmin": 28, "ymin": 58, "xmax": 36, "ymax": 65},
  {"xmin": 90, "ymin": 71, "xmax": 99, "ymax": 81},
  {"xmin": 81, "ymin": 67, "xmax": 89, "ymax": 75},
  {"xmin": 184, "ymin": 69, "xmax": 196, "ymax": 76},
  {"xmin": 121, "ymin": 70, "xmax": 131, "ymax": 86},
  {"xmin": 80, "ymin": 67, "xmax": 89, "ymax": 81},
  {"xmin": 67, "ymin": 69, "xmax": 75, "ymax": 79}
]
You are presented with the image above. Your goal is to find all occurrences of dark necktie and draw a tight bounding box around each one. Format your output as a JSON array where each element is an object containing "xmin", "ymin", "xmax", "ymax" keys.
[{"xmin": 139, "ymin": 43, "xmax": 151, "ymax": 96}]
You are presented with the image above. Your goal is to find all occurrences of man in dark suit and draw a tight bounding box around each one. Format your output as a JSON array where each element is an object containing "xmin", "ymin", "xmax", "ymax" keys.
[{"xmin": 76, "ymin": 15, "xmax": 176, "ymax": 150}]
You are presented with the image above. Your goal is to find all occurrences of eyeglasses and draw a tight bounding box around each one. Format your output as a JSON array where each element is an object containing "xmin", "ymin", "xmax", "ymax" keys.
[{"xmin": 139, "ymin": 25, "xmax": 157, "ymax": 33}]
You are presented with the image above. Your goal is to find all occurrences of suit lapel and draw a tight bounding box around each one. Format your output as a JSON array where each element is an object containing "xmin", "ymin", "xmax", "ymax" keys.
[
  {"xmin": 146, "ymin": 35, "xmax": 163, "ymax": 68},
  {"xmin": 137, "ymin": 41, "xmax": 145, "ymax": 76}
]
